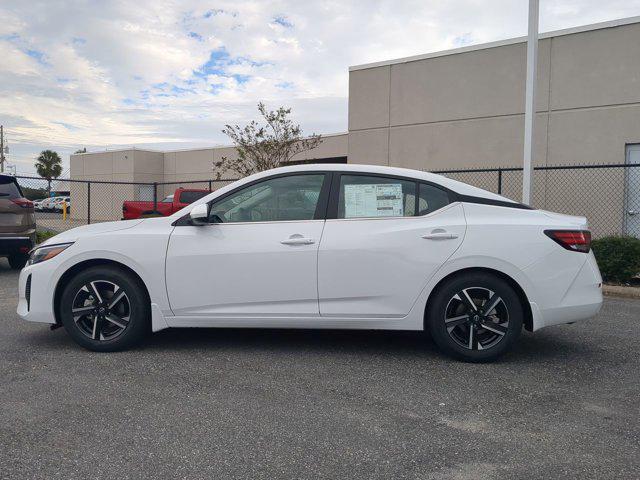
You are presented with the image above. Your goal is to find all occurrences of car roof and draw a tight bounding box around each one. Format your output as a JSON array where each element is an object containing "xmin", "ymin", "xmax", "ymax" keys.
[{"xmin": 238, "ymin": 163, "xmax": 516, "ymax": 203}]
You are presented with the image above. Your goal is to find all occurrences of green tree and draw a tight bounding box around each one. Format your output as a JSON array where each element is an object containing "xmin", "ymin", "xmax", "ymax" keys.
[
  {"xmin": 74, "ymin": 147, "xmax": 87, "ymax": 154},
  {"xmin": 213, "ymin": 102, "xmax": 322, "ymax": 179},
  {"xmin": 35, "ymin": 150, "xmax": 63, "ymax": 195}
]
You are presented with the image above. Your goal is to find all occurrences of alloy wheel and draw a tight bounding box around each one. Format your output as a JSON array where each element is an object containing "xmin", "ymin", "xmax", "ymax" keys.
[
  {"xmin": 444, "ymin": 287, "xmax": 509, "ymax": 351},
  {"xmin": 71, "ymin": 280, "xmax": 131, "ymax": 341}
]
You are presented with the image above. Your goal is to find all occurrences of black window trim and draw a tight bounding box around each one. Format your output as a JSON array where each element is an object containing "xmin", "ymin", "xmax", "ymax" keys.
[{"xmin": 173, "ymin": 171, "xmax": 332, "ymax": 226}]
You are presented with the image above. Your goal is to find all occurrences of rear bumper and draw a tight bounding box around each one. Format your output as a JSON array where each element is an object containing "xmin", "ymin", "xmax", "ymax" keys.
[
  {"xmin": 532, "ymin": 251, "xmax": 603, "ymax": 331},
  {"xmin": 0, "ymin": 236, "xmax": 33, "ymax": 256}
]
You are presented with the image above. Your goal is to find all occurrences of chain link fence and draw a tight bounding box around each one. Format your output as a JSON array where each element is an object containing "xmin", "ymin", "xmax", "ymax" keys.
[
  {"xmin": 14, "ymin": 176, "xmax": 238, "ymax": 234},
  {"xmin": 432, "ymin": 163, "xmax": 640, "ymax": 238},
  {"xmin": 13, "ymin": 163, "xmax": 640, "ymax": 238}
]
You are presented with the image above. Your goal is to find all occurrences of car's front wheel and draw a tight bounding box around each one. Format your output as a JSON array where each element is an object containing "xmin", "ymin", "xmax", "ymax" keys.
[
  {"xmin": 59, "ymin": 265, "xmax": 150, "ymax": 351},
  {"xmin": 426, "ymin": 271, "xmax": 523, "ymax": 362}
]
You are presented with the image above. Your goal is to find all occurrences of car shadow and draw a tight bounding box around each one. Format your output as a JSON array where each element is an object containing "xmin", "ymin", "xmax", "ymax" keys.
[
  {"xmin": 137, "ymin": 325, "xmax": 598, "ymax": 364},
  {"xmin": 147, "ymin": 327, "xmax": 436, "ymax": 357},
  {"xmin": 20, "ymin": 324, "xmax": 601, "ymax": 365}
]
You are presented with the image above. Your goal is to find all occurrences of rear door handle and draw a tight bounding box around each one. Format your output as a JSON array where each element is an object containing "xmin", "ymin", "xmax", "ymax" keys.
[
  {"xmin": 281, "ymin": 234, "xmax": 315, "ymax": 245},
  {"xmin": 421, "ymin": 232, "xmax": 459, "ymax": 240}
]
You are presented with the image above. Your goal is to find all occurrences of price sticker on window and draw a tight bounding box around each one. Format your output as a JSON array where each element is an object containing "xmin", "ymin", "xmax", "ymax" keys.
[{"xmin": 344, "ymin": 183, "xmax": 404, "ymax": 218}]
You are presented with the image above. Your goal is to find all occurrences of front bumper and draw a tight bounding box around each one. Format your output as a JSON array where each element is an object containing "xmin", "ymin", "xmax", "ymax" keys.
[{"xmin": 17, "ymin": 262, "xmax": 57, "ymax": 325}]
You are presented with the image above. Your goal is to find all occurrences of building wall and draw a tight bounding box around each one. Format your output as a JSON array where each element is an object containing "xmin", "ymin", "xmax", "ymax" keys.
[
  {"xmin": 70, "ymin": 149, "xmax": 164, "ymax": 221},
  {"xmin": 70, "ymin": 134, "xmax": 349, "ymax": 218},
  {"xmin": 348, "ymin": 19, "xmax": 640, "ymax": 235}
]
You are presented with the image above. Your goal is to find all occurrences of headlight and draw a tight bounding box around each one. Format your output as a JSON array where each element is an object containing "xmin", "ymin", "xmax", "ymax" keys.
[{"xmin": 27, "ymin": 243, "xmax": 73, "ymax": 266}]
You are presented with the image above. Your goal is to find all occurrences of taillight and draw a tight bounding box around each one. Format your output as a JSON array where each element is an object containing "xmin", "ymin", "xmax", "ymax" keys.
[
  {"xmin": 11, "ymin": 197, "xmax": 33, "ymax": 209},
  {"xmin": 544, "ymin": 230, "xmax": 591, "ymax": 253}
]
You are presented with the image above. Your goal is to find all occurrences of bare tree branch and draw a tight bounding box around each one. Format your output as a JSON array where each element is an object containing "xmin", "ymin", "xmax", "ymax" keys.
[{"xmin": 213, "ymin": 102, "xmax": 323, "ymax": 179}]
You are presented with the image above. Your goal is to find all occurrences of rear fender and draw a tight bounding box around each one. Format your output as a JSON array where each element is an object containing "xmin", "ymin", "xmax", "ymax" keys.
[{"xmin": 408, "ymin": 255, "xmax": 541, "ymax": 330}]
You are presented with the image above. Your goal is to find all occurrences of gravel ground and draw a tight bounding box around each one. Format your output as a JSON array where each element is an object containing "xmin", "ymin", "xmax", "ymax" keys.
[{"xmin": 1, "ymin": 259, "xmax": 638, "ymax": 479}]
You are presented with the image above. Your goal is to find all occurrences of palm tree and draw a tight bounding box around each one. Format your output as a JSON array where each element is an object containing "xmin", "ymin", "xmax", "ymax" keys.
[{"xmin": 35, "ymin": 150, "xmax": 63, "ymax": 195}]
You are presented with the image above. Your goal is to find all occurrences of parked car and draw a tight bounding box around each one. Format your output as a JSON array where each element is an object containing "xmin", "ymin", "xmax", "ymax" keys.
[
  {"xmin": 52, "ymin": 196, "xmax": 71, "ymax": 214},
  {"xmin": 36, "ymin": 197, "xmax": 58, "ymax": 212},
  {"xmin": 0, "ymin": 174, "xmax": 35, "ymax": 269},
  {"xmin": 122, "ymin": 188, "xmax": 209, "ymax": 220},
  {"xmin": 32, "ymin": 199, "xmax": 46, "ymax": 210},
  {"xmin": 35, "ymin": 198, "xmax": 52, "ymax": 211},
  {"xmin": 17, "ymin": 164, "xmax": 602, "ymax": 361}
]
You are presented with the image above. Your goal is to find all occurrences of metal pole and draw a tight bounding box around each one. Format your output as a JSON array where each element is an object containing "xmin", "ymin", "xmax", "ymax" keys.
[
  {"xmin": 498, "ymin": 168, "xmax": 503, "ymax": 194},
  {"xmin": 0, "ymin": 125, "xmax": 5, "ymax": 173},
  {"xmin": 522, "ymin": 0, "xmax": 539, "ymax": 205},
  {"xmin": 208, "ymin": 180, "xmax": 212, "ymax": 192},
  {"xmin": 153, "ymin": 182, "xmax": 158, "ymax": 212},
  {"xmin": 87, "ymin": 182, "xmax": 91, "ymax": 225}
]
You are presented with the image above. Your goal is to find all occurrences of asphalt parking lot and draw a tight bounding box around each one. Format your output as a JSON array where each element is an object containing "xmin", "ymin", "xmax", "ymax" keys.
[{"xmin": 1, "ymin": 261, "xmax": 638, "ymax": 480}]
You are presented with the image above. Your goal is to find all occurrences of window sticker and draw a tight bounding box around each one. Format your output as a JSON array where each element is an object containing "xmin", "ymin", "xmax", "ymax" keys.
[{"xmin": 344, "ymin": 183, "xmax": 404, "ymax": 218}]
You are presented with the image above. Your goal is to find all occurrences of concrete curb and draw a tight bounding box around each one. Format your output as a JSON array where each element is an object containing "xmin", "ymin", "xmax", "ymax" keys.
[{"xmin": 603, "ymin": 284, "xmax": 640, "ymax": 299}]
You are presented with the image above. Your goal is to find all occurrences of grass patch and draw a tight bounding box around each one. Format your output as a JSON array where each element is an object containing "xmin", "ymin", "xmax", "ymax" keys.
[{"xmin": 36, "ymin": 230, "xmax": 58, "ymax": 244}]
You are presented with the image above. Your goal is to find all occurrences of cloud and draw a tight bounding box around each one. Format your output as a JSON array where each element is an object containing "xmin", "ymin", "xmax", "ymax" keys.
[{"xmin": 0, "ymin": 0, "xmax": 639, "ymax": 174}]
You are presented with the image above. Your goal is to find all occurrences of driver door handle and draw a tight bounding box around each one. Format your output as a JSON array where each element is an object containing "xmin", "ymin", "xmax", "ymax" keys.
[
  {"xmin": 281, "ymin": 235, "xmax": 315, "ymax": 246},
  {"xmin": 421, "ymin": 231, "xmax": 459, "ymax": 240}
]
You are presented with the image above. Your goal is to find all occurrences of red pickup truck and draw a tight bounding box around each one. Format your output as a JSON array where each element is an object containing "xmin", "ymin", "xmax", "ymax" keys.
[{"xmin": 122, "ymin": 188, "xmax": 209, "ymax": 220}]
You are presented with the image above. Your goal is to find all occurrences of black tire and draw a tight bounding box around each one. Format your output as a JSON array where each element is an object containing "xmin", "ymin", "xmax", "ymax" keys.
[
  {"xmin": 426, "ymin": 272, "xmax": 523, "ymax": 362},
  {"xmin": 8, "ymin": 254, "xmax": 29, "ymax": 270},
  {"xmin": 59, "ymin": 265, "xmax": 150, "ymax": 352}
]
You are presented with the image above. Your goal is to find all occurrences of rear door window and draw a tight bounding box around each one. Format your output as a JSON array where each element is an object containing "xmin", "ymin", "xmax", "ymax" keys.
[{"xmin": 337, "ymin": 175, "xmax": 416, "ymax": 219}]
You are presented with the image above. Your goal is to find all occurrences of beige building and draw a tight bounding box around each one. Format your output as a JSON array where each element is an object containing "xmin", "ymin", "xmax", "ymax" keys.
[
  {"xmin": 70, "ymin": 133, "xmax": 348, "ymax": 220},
  {"xmin": 71, "ymin": 17, "xmax": 640, "ymax": 234}
]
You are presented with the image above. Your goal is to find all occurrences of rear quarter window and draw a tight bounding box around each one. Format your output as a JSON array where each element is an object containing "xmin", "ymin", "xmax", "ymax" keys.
[
  {"xmin": 0, "ymin": 177, "xmax": 22, "ymax": 199},
  {"xmin": 418, "ymin": 183, "xmax": 451, "ymax": 215}
]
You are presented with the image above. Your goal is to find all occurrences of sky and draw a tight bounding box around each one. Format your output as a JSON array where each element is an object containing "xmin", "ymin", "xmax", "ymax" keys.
[{"xmin": 1, "ymin": 0, "xmax": 640, "ymax": 175}]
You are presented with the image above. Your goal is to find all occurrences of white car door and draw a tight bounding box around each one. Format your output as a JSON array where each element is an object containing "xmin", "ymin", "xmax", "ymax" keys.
[
  {"xmin": 166, "ymin": 173, "xmax": 329, "ymax": 317},
  {"xmin": 318, "ymin": 173, "xmax": 466, "ymax": 318}
]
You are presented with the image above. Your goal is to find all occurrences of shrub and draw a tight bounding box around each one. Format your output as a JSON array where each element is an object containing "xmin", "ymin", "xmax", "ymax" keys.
[
  {"xmin": 591, "ymin": 236, "xmax": 640, "ymax": 283},
  {"xmin": 36, "ymin": 230, "xmax": 58, "ymax": 245}
]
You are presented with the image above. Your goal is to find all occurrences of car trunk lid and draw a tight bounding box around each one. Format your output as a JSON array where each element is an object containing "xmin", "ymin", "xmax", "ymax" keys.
[{"xmin": 539, "ymin": 210, "xmax": 589, "ymax": 229}]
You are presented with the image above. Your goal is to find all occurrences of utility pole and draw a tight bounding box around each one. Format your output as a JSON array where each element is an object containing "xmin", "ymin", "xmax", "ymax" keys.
[
  {"xmin": 0, "ymin": 125, "xmax": 5, "ymax": 173},
  {"xmin": 522, "ymin": 0, "xmax": 539, "ymax": 205}
]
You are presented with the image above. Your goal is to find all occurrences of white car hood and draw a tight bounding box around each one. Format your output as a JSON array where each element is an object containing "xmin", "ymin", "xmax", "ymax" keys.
[{"xmin": 40, "ymin": 219, "xmax": 145, "ymax": 246}]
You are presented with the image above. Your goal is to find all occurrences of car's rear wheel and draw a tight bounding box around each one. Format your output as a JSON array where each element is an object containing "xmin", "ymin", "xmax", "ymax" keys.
[
  {"xmin": 59, "ymin": 265, "xmax": 150, "ymax": 351},
  {"xmin": 8, "ymin": 253, "xmax": 29, "ymax": 270},
  {"xmin": 427, "ymin": 271, "xmax": 523, "ymax": 362}
]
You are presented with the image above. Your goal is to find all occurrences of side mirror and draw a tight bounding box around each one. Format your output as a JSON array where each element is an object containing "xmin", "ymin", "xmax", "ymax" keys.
[{"xmin": 189, "ymin": 203, "xmax": 209, "ymax": 226}]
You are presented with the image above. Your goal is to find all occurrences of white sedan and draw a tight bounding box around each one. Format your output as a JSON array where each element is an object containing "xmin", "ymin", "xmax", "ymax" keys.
[{"xmin": 17, "ymin": 164, "xmax": 602, "ymax": 361}]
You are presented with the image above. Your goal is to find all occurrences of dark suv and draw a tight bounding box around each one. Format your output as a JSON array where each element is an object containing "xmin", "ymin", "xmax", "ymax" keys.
[{"xmin": 0, "ymin": 175, "xmax": 35, "ymax": 269}]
